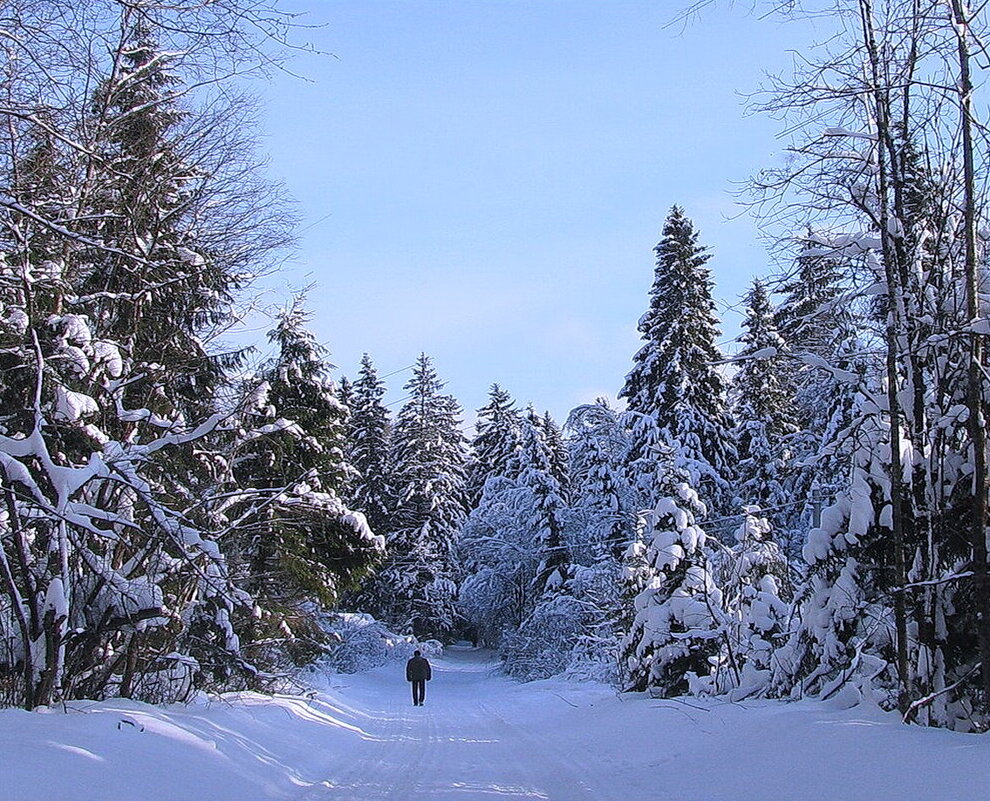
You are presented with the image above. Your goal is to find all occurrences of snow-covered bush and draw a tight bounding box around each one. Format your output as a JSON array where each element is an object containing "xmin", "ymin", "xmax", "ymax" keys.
[
  {"xmin": 123, "ymin": 654, "xmax": 199, "ymax": 705},
  {"xmin": 321, "ymin": 613, "xmax": 442, "ymax": 674},
  {"xmin": 698, "ymin": 508, "xmax": 792, "ymax": 700},
  {"xmin": 560, "ymin": 561, "xmax": 623, "ymax": 684},
  {"xmin": 499, "ymin": 595, "xmax": 587, "ymax": 682}
]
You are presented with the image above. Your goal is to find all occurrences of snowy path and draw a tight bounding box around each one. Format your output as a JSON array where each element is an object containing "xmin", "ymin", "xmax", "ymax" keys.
[
  {"xmin": 301, "ymin": 647, "xmax": 620, "ymax": 800},
  {"xmin": 4, "ymin": 645, "xmax": 990, "ymax": 800},
  {"xmin": 293, "ymin": 646, "xmax": 990, "ymax": 801}
]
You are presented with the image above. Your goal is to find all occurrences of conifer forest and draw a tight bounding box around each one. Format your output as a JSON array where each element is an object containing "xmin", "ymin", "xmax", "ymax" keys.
[{"xmin": 4, "ymin": 0, "xmax": 990, "ymax": 754}]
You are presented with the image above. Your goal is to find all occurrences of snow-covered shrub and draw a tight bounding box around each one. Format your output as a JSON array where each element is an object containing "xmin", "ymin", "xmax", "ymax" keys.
[
  {"xmin": 561, "ymin": 561, "xmax": 622, "ymax": 684},
  {"xmin": 499, "ymin": 595, "xmax": 587, "ymax": 682},
  {"xmin": 565, "ymin": 626, "xmax": 621, "ymax": 685},
  {"xmin": 700, "ymin": 508, "xmax": 792, "ymax": 700},
  {"xmin": 322, "ymin": 613, "xmax": 441, "ymax": 674},
  {"xmin": 126, "ymin": 654, "xmax": 199, "ymax": 705}
]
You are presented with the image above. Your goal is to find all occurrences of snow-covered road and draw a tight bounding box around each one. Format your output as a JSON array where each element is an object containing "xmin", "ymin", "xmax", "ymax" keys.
[
  {"xmin": 296, "ymin": 645, "xmax": 990, "ymax": 801},
  {"xmin": 3, "ymin": 645, "xmax": 990, "ymax": 800},
  {"xmin": 301, "ymin": 646, "xmax": 621, "ymax": 800}
]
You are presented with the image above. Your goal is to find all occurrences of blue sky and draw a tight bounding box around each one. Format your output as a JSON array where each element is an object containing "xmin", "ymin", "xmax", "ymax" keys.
[{"xmin": 252, "ymin": 1, "xmax": 821, "ymax": 426}]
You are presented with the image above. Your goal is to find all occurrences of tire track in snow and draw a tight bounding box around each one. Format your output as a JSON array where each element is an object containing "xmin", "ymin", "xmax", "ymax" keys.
[
  {"xmin": 383, "ymin": 703, "xmax": 442, "ymax": 800},
  {"xmin": 478, "ymin": 700, "xmax": 623, "ymax": 801},
  {"xmin": 300, "ymin": 649, "xmax": 618, "ymax": 800},
  {"xmin": 300, "ymin": 684, "xmax": 442, "ymax": 800}
]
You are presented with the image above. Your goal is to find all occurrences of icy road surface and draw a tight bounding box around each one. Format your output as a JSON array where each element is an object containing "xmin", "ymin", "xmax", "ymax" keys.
[{"xmin": 3, "ymin": 645, "xmax": 989, "ymax": 800}]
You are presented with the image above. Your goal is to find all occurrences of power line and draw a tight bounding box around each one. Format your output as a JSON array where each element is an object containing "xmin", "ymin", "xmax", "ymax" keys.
[{"xmin": 380, "ymin": 363, "xmax": 416, "ymax": 381}]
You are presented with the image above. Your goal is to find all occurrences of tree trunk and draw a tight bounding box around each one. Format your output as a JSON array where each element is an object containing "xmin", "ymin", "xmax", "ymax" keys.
[
  {"xmin": 948, "ymin": 0, "xmax": 990, "ymax": 715},
  {"xmin": 859, "ymin": 0, "xmax": 912, "ymax": 713}
]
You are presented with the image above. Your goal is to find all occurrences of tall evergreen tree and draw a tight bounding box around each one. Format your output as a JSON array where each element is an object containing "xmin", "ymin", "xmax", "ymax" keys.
[
  {"xmin": 513, "ymin": 418, "xmax": 571, "ymax": 599},
  {"xmin": 231, "ymin": 299, "xmax": 381, "ymax": 609},
  {"xmin": 731, "ymin": 280, "xmax": 795, "ymax": 524},
  {"xmin": 366, "ymin": 354, "xmax": 467, "ymax": 640},
  {"xmin": 536, "ymin": 409, "xmax": 571, "ymax": 502},
  {"xmin": 771, "ymin": 240, "xmax": 860, "ymax": 556},
  {"xmin": 459, "ymin": 386, "xmax": 523, "ymax": 644},
  {"xmin": 346, "ymin": 354, "xmax": 394, "ymax": 538},
  {"xmin": 80, "ymin": 20, "xmax": 249, "ymax": 423},
  {"xmin": 466, "ymin": 384, "xmax": 521, "ymax": 508},
  {"xmin": 620, "ymin": 206, "xmax": 735, "ymax": 517},
  {"xmin": 336, "ymin": 374, "xmax": 356, "ymax": 502},
  {"xmin": 774, "ymin": 237, "xmax": 849, "ymax": 435},
  {"xmin": 337, "ymin": 375, "xmax": 355, "ymax": 417},
  {"xmin": 566, "ymin": 402, "xmax": 635, "ymax": 563}
]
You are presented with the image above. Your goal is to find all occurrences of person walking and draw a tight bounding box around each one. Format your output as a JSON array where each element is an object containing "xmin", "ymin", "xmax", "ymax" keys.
[{"xmin": 406, "ymin": 649, "xmax": 432, "ymax": 706}]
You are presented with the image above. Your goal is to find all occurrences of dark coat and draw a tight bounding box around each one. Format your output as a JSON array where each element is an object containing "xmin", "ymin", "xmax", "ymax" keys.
[{"xmin": 406, "ymin": 655, "xmax": 432, "ymax": 682}]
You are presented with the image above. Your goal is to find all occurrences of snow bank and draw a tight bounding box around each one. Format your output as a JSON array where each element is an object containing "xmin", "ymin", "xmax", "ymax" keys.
[{"xmin": 0, "ymin": 691, "xmax": 367, "ymax": 801}]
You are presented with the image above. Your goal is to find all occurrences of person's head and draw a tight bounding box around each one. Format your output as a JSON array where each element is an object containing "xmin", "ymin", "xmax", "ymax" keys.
[{"xmin": 414, "ymin": 649, "xmax": 421, "ymax": 657}]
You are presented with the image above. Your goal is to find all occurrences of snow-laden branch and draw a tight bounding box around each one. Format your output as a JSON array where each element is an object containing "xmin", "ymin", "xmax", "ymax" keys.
[{"xmin": 0, "ymin": 197, "xmax": 154, "ymax": 267}]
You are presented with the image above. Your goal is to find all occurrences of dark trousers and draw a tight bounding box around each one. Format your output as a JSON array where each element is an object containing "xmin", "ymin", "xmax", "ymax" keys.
[{"xmin": 411, "ymin": 679, "xmax": 426, "ymax": 705}]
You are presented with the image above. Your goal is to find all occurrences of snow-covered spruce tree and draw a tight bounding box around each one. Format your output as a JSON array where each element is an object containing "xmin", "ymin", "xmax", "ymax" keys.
[
  {"xmin": 362, "ymin": 355, "xmax": 466, "ymax": 641},
  {"xmin": 772, "ymin": 239, "xmax": 856, "ymax": 557},
  {"xmin": 622, "ymin": 407, "xmax": 679, "ymax": 514},
  {"xmin": 337, "ymin": 375, "xmax": 354, "ymax": 411},
  {"xmin": 620, "ymin": 206, "xmax": 735, "ymax": 519},
  {"xmin": 619, "ymin": 478, "xmax": 723, "ymax": 695},
  {"xmin": 0, "ymin": 2, "xmax": 295, "ymax": 708},
  {"xmin": 774, "ymin": 237, "xmax": 848, "ymax": 421},
  {"xmin": 515, "ymin": 414, "xmax": 571, "ymax": 602},
  {"xmin": 562, "ymin": 402, "xmax": 636, "ymax": 681},
  {"xmin": 345, "ymin": 354, "xmax": 394, "ymax": 539},
  {"xmin": 566, "ymin": 401, "xmax": 635, "ymax": 564},
  {"xmin": 458, "ymin": 385, "xmax": 522, "ymax": 645},
  {"xmin": 768, "ymin": 387, "xmax": 900, "ymax": 706},
  {"xmin": 78, "ymin": 19, "xmax": 285, "ymax": 427},
  {"xmin": 335, "ymin": 375, "xmax": 356, "ymax": 503},
  {"xmin": 535, "ymin": 409, "xmax": 571, "ymax": 503},
  {"xmin": 730, "ymin": 280, "xmax": 796, "ymax": 536},
  {"xmin": 465, "ymin": 383, "xmax": 521, "ymax": 509},
  {"xmin": 227, "ymin": 299, "xmax": 383, "ymax": 669},
  {"xmin": 499, "ymin": 416, "xmax": 581, "ymax": 680},
  {"xmin": 783, "ymin": 322, "xmax": 870, "ymax": 563}
]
